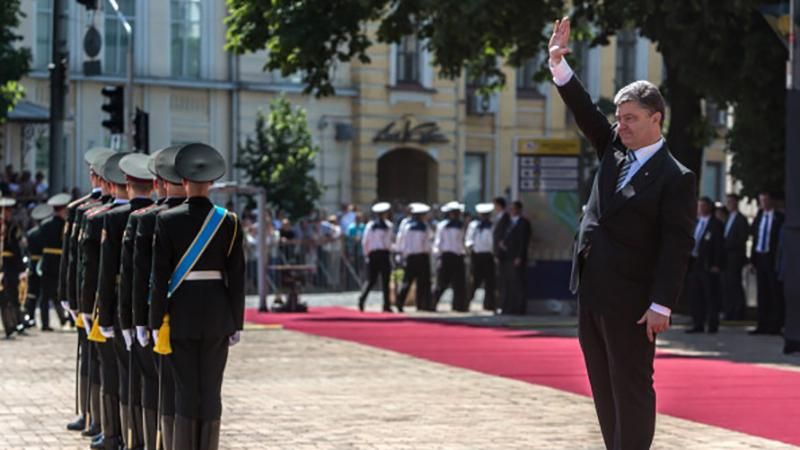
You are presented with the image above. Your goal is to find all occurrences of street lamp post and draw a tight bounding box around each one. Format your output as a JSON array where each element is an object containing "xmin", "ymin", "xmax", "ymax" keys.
[{"xmin": 47, "ymin": 0, "xmax": 67, "ymax": 195}]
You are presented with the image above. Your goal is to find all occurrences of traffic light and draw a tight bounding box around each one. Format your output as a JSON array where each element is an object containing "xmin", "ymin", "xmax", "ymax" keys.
[
  {"xmin": 101, "ymin": 85, "xmax": 124, "ymax": 134},
  {"xmin": 133, "ymin": 108, "xmax": 150, "ymax": 153}
]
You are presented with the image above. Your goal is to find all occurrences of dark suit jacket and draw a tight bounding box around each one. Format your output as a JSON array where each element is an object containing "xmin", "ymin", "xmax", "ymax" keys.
[
  {"xmin": 150, "ymin": 197, "xmax": 244, "ymax": 339},
  {"xmin": 750, "ymin": 209, "xmax": 785, "ymax": 268},
  {"xmin": 560, "ymin": 75, "xmax": 697, "ymax": 314},
  {"xmin": 723, "ymin": 212, "xmax": 749, "ymax": 268},
  {"xmin": 694, "ymin": 216, "xmax": 724, "ymax": 272},
  {"xmin": 492, "ymin": 212, "xmax": 511, "ymax": 259},
  {"xmin": 501, "ymin": 216, "xmax": 531, "ymax": 263}
]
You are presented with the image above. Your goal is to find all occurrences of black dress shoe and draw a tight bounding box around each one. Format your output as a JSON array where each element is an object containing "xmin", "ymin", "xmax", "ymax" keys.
[
  {"xmin": 685, "ymin": 328, "xmax": 704, "ymax": 334},
  {"xmin": 784, "ymin": 340, "xmax": 800, "ymax": 355},
  {"xmin": 357, "ymin": 300, "xmax": 365, "ymax": 312},
  {"xmin": 81, "ymin": 424, "xmax": 101, "ymax": 437},
  {"xmin": 90, "ymin": 434, "xmax": 104, "ymax": 449},
  {"xmin": 66, "ymin": 415, "xmax": 86, "ymax": 431},
  {"xmin": 382, "ymin": 307, "xmax": 393, "ymax": 313},
  {"xmin": 41, "ymin": 326, "xmax": 54, "ymax": 332}
]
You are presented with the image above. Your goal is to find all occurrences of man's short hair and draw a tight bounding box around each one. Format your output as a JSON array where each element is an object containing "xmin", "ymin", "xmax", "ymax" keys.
[
  {"xmin": 699, "ymin": 196, "xmax": 714, "ymax": 208},
  {"xmin": 493, "ymin": 197, "xmax": 506, "ymax": 208},
  {"xmin": 614, "ymin": 80, "xmax": 666, "ymax": 126},
  {"xmin": 512, "ymin": 200, "xmax": 523, "ymax": 210},
  {"xmin": 726, "ymin": 193, "xmax": 740, "ymax": 201}
]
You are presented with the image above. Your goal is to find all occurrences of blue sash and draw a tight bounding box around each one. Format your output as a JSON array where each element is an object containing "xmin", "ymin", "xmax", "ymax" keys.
[{"xmin": 166, "ymin": 206, "xmax": 227, "ymax": 298}]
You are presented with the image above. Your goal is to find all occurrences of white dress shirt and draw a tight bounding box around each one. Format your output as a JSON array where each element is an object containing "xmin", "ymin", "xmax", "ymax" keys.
[
  {"xmin": 755, "ymin": 210, "xmax": 774, "ymax": 253},
  {"xmin": 724, "ymin": 211, "xmax": 737, "ymax": 238},
  {"xmin": 394, "ymin": 219, "xmax": 432, "ymax": 256},
  {"xmin": 550, "ymin": 56, "xmax": 673, "ymax": 318},
  {"xmin": 465, "ymin": 219, "xmax": 493, "ymax": 253},
  {"xmin": 433, "ymin": 219, "xmax": 465, "ymax": 255},
  {"xmin": 692, "ymin": 215, "xmax": 710, "ymax": 257},
  {"xmin": 361, "ymin": 219, "xmax": 394, "ymax": 255}
]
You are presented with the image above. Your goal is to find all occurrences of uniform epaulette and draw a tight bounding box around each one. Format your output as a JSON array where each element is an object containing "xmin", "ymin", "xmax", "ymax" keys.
[
  {"xmin": 132, "ymin": 204, "xmax": 159, "ymax": 216},
  {"xmin": 67, "ymin": 193, "xmax": 93, "ymax": 209},
  {"xmin": 86, "ymin": 204, "xmax": 112, "ymax": 218}
]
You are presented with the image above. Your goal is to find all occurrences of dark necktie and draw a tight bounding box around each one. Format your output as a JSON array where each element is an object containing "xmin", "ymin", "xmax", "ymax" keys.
[{"xmin": 616, "ymin": 150, "xmax": 637, "ymax": 192}]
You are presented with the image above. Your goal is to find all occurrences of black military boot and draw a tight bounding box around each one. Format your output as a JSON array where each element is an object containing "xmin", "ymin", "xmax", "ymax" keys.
[
  {"xmin": 173, "ymin": 415, "xmax": 197, "ymax": 450},
  {"xmin": 198, "ymin": 420, "xmax": 221, "ymax": 450}
]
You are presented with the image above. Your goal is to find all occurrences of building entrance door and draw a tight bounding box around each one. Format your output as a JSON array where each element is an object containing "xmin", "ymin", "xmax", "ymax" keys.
[{"xmin": 377, "ymin": 147, "xmax": 438, "ymax": 204}]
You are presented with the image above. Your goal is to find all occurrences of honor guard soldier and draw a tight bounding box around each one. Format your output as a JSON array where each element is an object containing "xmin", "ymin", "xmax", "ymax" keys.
[
  {"xmin": 466, "ymin": 203, "xmax": 497, "ymax": 312},
  {"xmin": 357, "ymin": 202, "xmax": 394, "ymax": 312},
  {"xmin": 433, "ymin": 201, "xmax": 468, "ymax": 312},
  {"xmin": 149, "ymin": 143, "xmax": 244, "ymax": 450},
  {"xmin": 131, "ymin": 146, "xmax": 187, "ymax": 450},
  {"xmin": 1, "ymin": 197, "xmax": 26, "ymax": 338},
  {"xmin": 40, "ymin": 194, "xmax": 71, "ymax": 330},
  {"xmin": 82, "ymin": 151, "xmax": 131, "ymax": 449},
  {"xmin": 96, "ymin": 152, "xmax": 155, "ymax": 450},
  {"xmin": 25, "ymin": 204, "xmax": 53, "ymax": 329},
  {"xmin": 64, "ymin": 147, "xmax": 113, "ymax": 436},
  {"xmin": 394, "ymin": 203, "xmax": 433, "ymax": 312}
]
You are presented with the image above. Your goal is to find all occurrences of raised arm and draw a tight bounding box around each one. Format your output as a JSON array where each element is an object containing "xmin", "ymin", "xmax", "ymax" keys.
[{"xmin": 549, "ymin": 17, "xmax": 613, "ymax": 157}]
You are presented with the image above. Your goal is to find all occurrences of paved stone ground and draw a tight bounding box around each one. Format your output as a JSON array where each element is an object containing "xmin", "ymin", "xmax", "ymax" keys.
[{"xmin": 0, "ymin": 319, "xmax": 796, "ymax": 449}]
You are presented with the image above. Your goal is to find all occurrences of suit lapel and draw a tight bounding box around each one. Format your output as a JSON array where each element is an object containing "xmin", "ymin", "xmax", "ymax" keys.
[
  {"xmin": 599, "ymin": 148, "xmax": 627, "ymax": 214},
  {"xmin": 602, "ymin": 145, "xmax": 668, "ymax": 219}
]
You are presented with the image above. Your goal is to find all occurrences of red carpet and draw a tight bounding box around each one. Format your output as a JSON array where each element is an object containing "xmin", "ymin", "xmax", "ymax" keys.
[{"xmin": 247, "ymin": 307, "xmax": 800, "ymax": 445}]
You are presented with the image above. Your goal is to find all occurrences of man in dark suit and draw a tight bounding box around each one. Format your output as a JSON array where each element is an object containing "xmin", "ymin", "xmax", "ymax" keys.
[
  {"xmin": 721, "ymin": 193, "xmax": 749, "ymax": 320},
  {"xmin": 686, "ymin": 197, "xmax": 724, "ymax": 333},
  {"xmin": 750, "ymin": 191, "xmax": 785, "ymax": 334},
  {"xmin": 498, "ymin": 201, "xmax": 531, "ymax": 315},
  {"xmin": 550, "ymin": 18, "xmax": 696, "ymax": 450},
  {"xmin": 492, "ymin": 197, "xmax": 510, "ymax": 312}
]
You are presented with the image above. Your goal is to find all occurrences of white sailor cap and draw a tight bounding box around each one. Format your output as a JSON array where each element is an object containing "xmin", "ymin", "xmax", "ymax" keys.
[
  {"xmin": 441, "ymin": 201, "xmax": 465, "ymax": 213},
  {"xmin": 371, "ymin": 202, "xmax": 391, "ymax": 214},
  {"xmin": 475, "ymin": 202, "xmax": 494, "ymax": 214},
  {"xmin": 409, "ymin": 202, "xmax": 431, "ymax": 215}
]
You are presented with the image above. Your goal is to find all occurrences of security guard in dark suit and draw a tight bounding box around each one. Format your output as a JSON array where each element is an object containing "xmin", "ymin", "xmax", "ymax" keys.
[
  {"xmin": 686, "ymin": 197, "xmax": 725, "ymax": 333},
  {"xmin": 1, "ymin": 197, "xmax": 26, "ymax": 339},
  {"xmin": 82, "ymin": 152, "xmax": 131, "ymax": 449},
  {"xmin": 150, "ymin": 143, "xmax": 244, "ymax": 450},
  {"xmin": 63, "ymin": 147, "xmax": 113, "ymax": 437},
  {"xmin": 97, "ymin": 153, "xmax": 155, "ymax": 450},
  {"xmin": 26, "ymin": 204, "xmax": 52, "ymax": 329},
  {"xmin": 131, "ymin": 146, "xmax": 186, "ymax": 450}
]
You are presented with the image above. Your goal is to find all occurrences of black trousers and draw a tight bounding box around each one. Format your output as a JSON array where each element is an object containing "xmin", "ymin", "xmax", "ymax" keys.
[
  {"xmin": 113, "ymin": 331, "xmax": 131, "ymax": 407},
  {"xmin": 498, "ymin": 260, "xmax": 526, "ymax": 315},
  {"xmin": 433, "ymin": 252, "xmax": 467, "ymax": 311},
  {"xmin": 135, "ymin": 342, "xmax": 159, "ymax": 411},
  {"xmin": 0, "ymin": 289, "xmax": 19, "ymax": 336},
  {"xmin": 159, "ymin": 354, "xmax": 176, "ymax": 417},
  {"xmin": 97, "ymin": 340, "xmax": 119, "ymax": 397},
  {"xmin": 469, "ymin": 252, "xmax": 496, "ymax": 311},
  {"xmin": 39, "ymin": 282, "xmax": 67, "ymax": 329},
  {"xmin": 688, "ymin": 261, "xmax": 721, "ymax": 331},
  {"xmin": 578, "ymin": 305, "xmax": 656, "ymax": 450},
  {"xmin": 397, "ymin": 254, "xmax": 432, "ymax": 311},
  {"xmin": 722, "ymin": 252, "xmax": 747, "ymax": 320},
  {"xmin": 359, "ymin": 250, "xmax": 391, "ymax": 309},
  {"xmin": 170, "ymin": 337, "xmax": 229, "ymax": 420},
  {"xmin": 755, "ymin": 252, "xmax": 784, "ymax": 332}
]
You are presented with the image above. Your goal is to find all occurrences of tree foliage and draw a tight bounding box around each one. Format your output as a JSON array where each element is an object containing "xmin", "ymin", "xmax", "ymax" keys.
[
  {"xmin": 225, "ymin": 0, "xmax": 563, "ymax": 96},
  {"xmin": 237, "ymin": 96, "xmax": 323, "ymax": 221},
  {"xmin": 0, "ymin": 0, "xmax": 31, "ymax": 124}
]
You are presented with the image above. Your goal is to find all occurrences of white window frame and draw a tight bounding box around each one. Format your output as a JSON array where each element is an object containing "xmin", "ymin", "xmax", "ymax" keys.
[{"xmin": 170, "ymin": 0, "xmax": 203, "ymax": 79}]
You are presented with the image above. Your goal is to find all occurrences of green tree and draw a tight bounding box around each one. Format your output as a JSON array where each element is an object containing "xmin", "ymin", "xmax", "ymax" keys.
[
  {"xmin": 225, "ymin": 0, "xmax": 563, "ymax": 97},
  {"xmin": 0, "ymin": 0, "xmax": 31, "ymax": 124},
  {"xmin": 237, "ymin": 96, "xmax": 323, "ymax": 221}
]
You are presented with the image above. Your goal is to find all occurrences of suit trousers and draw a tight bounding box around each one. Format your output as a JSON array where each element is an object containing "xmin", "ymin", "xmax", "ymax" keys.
[
  {"xmin": 578, "ymin": 305, "xmax": 656, "ymax": 450},
  {"xmin": 433, "ymin": 252, "xmax": 467, "ymax": 311},
  {"xmin": 469, "ymin": 252, "xmax": 496, "ymax": 311},
  {"xmin": 498, "ymin": 260, "xmax": 526, "ymax": 315},
  {"xmin": 688, "ymin": 261, "xmax": 721, "ymax": 331},
  {"xmin": 113, "ymin": 330, "xmax": 131, "ymax": 407},
  {"xmin": 170, "ymin": 337, "xmax": 229, "ymax": 420},
  {"xmin": 359, "ymin": 250, "xmax": 391, "ymax": 309},
  {"xmin": 159, "ymin": 354, "xmax": 176, "ymax": 417},
  {"xmin": 722, "ymin": 252, "xmax": 747, "ymax": 320},
  {"xmin": 754, "ymin": 252, "xmax": 784, "ymax": 332},
  {"xmin": 397, "ymin": 254, "xmax": 432, "ymax": 311},
  {"xmin": 134, "ymin": 342, "xmax": 159, "ymax": 411}
]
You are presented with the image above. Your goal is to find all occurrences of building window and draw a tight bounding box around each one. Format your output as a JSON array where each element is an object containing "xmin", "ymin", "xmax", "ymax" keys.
[
  {"xmin": 396, "ymin": 35, "xmax": 420, "ymax": 84},
  {"xmin": 702, "ymin": 161, "xmax": 723, "ymax": 201},
  {"xmin": 516, "ymin": 57, "xmax": 545, "ymax": 98},
  {"xmin": 104, "ymin": 0, "xmax": 135, "ymax": 75},
  {"xmin": 706, "ymin": 101, "xmax": 729, "ymax": 129},
  {"xmin": 615, "ymin": 29, "xmax": 637, "ymax": 90},
  {"xmin": 35, "ymin": 0, "xmax": 53, "ymax": 70},
  {"xmin": 171, "ymin": 0, "xmax": 202, "ymax": 79},
  {"xmin": 464, "ymin": 153, "xmax": 486, "ymax": 211}
]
